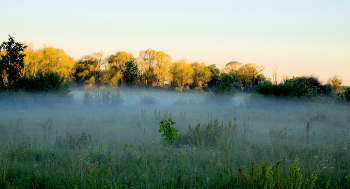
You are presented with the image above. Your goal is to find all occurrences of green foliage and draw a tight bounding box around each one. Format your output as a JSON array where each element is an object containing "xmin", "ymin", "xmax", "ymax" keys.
[
  {"xmin": 1, "ymin": 92, "xmax": 349, "ymax": 188},
  {"xmin": 124, "ymin": 143, "xmax": 141, "ymax": 161},
  {"xmin": 159, "ymin": 118, "xmax": 178, "ymax": 145},
  {"xmin": 207, "ymin": 73, "xmax": 236, "ymax": 104},
  {"xmin": 10, "ymin": 71, "xmax": 70, "ymax": 94},
  {"xmin": 343, "ymin": 87, "xmax": 350, "ymax": 100},
  {"xmin": 0, "ymin": 35, "xmax": 26, "ymax": 88},
  {"xmin": 0, "ymin": 156, "xmax": 7, "ymax": 187},
  {"xmin": 304, "ymin": 172, "xmax": 318, "ymax": 189},
  {"xmin": 122, "ymin": 60, "xmax": 139, "ymax": 86},
  {"xmin": 288, "ymin": 158, "xmax": 303, "ymax": 189},
  {"xmin": 206, "ymin": 64, "xmax": 220, "ymax": 76},
  {"xmin": 255, "ymin": 76, "xmax": 331, "ymax": 97},
  {"xmin": 210, "ymin": 73, "xmax": 236, "ymax": 94}
]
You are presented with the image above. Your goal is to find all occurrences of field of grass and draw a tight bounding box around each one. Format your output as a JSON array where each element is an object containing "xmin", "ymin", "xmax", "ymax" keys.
[{"xmin": 0, "ymin": 90, "xmax": 349, "ymax": 188}]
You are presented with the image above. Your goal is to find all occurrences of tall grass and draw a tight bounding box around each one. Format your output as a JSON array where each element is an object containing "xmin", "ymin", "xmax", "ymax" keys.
[{"xmin": 0, "ymin": 92, "xmax": 349, "ymax": 188}]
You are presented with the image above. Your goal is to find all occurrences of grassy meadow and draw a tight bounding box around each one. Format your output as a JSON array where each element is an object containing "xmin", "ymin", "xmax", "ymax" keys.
[{"xmin": 0, "ymin": 89, "xmax": 349, "ymax": 188}]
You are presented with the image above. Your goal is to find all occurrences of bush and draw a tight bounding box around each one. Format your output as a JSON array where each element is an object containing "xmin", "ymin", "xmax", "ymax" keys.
[
  {"xmin": 177, "ymin": 120, "xmax": 237, "ymax": 146},
  {"xmin": 83, "ymin": 88, "xmax": 124, "ymax": 106},
  {"xmin": 173, "ymin": 97, "xmax": 189, "ymax": 106},
  {"xmin": 139, "ymin": 95, "xmax": 159, "ymax": 105},
  {"xmin": 255, "ymin": 76, "xmax": 331, "ymax": 97},
  {"xmin": 206, "ymin": 74, "xmax": 236, "ymax": 104},
  {"xmin": 9, "ymin": 71, "xmax": 71, "ymax": 98},
  {"xmin": 344, "ymin": 87, "xmax": 350, "ymax": 100},
  {"xmin": 159, "ymin": 118, "xmax": 178, "ymax": 145}
]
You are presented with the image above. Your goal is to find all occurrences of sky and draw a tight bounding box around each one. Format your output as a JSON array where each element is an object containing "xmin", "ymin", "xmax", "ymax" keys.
[{"xmin": 1, "ymin": 0, "xmax": 350, "ymax": 85}]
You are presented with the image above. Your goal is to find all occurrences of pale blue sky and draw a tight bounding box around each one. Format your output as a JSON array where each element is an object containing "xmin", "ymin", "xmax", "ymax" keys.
[{"xmin": 1, "ymin": 0, "xmax": 350, "ymax": 85}]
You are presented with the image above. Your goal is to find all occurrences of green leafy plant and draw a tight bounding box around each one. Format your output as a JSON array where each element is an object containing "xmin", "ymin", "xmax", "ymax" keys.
[
  {"xmin": 289, "ymin": 159, "xmax": 302, "ymax": 189},
  {"xmin": 159, "ymin": 118, "xmax": 178, "ymax": 145},
  {"xmin": 125, "ymin": 143, "xmax": 141, "ymax": 161}
]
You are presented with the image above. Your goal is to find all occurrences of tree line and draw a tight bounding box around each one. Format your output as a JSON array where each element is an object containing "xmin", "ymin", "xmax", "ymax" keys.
[{"xmin": 1, "ymin": 35, "xmax": 348, "ymax": 99}]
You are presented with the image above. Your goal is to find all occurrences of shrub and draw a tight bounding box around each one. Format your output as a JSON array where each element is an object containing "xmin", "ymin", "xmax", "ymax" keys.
[
  {"xmin": 177, "ymin": 120, "xmax": 237, "ymax": 146},
  {"xmin": 173, "ymin": 97, "xmax": 188, "ymax": 106},
  {"xmin": 55, "ymin": 131, "xmax": 94, "ymax": 150},
  {"xmin": 206, "ymin": 73, "xmax": 236, "ymax": 104},
  {"xmin": 159, "ymin": 118, "xmax": 178, "ymax": 145},
  {"xmin": 10, "ymin": 71, "xmax": 70, "ymax": 94},
  {"xmin": 139, "ymin": 95, "xmax": 159, "ymax": 105},
  {"xmin": 344, "ymin": 87, "xmax": 350, "ymax": 100},
  {"xmin": 255, "ymin": 76, "xmax": 331, "ymax": 97},
  {"xmin": 83, "ymin": 88, "xmax": 124, "ymax": 106}
]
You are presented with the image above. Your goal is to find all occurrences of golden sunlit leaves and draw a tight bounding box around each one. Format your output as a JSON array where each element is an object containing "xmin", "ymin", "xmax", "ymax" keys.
[
  {"xmin": 152, "ymin": 51, "xmax": 172, "ymax": 87},
  {"xmin": 224, "ymin": 61, "xmax": 243, "ymax": 73},
  {"xmin": 136, "ymin": 48, "xmax": 173, "ymax": 87},
  {"xmin": 191, "ymin": 61, "xmax": 212, "ymax": 91},
  {"xmin": 104, "ymin": 51, "xmax": 135, "ymax": 86},
  {"xmin": 328, "ymin": 74, "xmax": 343, "ymax": 92},
  {"xmin": 171, "ymin": 59, "xmax": 194, "ymax": 91},
  {"xmin": 235, "ymin": 63, "xmax": 264, "ymax": 90},
  {"xmin": 75, "ymin": 53, "xmax": 103, "ymax": 88},
  {"xmin": 22, "ymin": 46, "xmax": 75, "ymax": 80}
]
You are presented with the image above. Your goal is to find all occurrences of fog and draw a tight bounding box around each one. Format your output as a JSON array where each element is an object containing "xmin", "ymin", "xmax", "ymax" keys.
[
  {"xmin": 1, "ymin": 88, "xmax": 348, "ymax": 144},
  {"xmin": 1, "ymin": 88, "xmax": 349, "ymax": 187}
]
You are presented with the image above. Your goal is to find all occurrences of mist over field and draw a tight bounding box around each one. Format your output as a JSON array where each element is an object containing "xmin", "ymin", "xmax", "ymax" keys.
[{"xmin": 1, "ymin": 88, "xmax": 350, "ymax": 188}]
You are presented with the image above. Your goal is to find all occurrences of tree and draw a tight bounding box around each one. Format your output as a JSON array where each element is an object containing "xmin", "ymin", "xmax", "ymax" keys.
[
  {"xmin": 281, "ymin": 73, "xmax": 290, "ymax": 83},
  {"xmin": 23, "ymin": 46, "xmax": 75, "ymax": 80},
  {"xmin": 206, "ymin": 64, "xmax": 220, "ymax": 76},
  {"xmin": 152, "ymin": 51, "xmax": 173, "ymax": 87},
  {"xmin": 122, "ymin": 60, "xmax": 139, "ymax": 86},
  {"xmin": 223, "ymin": 61, "xmax": 243, "ymax": 73},
  {"xmin": 137, "ymin": 48, "xmax": 157, "ymax": 86},
  {"xmin": 255, "ymin": 73, "xmax": 268, "ymax": 85},
  {"xmin": 272, "ymin": 63, "xmax": 278, "ymax": 85},
  {"xmin": 250, "ymin": 63, "xmax": 265, "ymax": 89},
  {"xmin": 206, "ymin": 64, "xmax": 221, "ymax": 88},
  {"xmin": 171, "ymin": 59, "xmax": 194, "ymax": 91},
  {"xmin": 74, "ymin": 55, "xmax": 100, "ymax": 88},
  {"xmin": 327, "ymin": 75, "xmax": 343, "ymax": 92},
  {"xmin": 0, "ymin": 35, "xmax": 27, "ymax": 89},
  {"xmin": 92, "ymin": 50, "xmax": 106, "ymax": 84},
  {"xmin": 235, "ymin": 63, "xmax": 264, "ymax": 91},
  {"xmin": 190, "ymin": 61, "xmax": 212, "ymax": 91},
  {"xmin": 211, "ymin": 73, "xmax": 235, "ymax": 94},
  {"xmin": 104, "ymin": 51, "xmax": 135, "ymax": 86}
]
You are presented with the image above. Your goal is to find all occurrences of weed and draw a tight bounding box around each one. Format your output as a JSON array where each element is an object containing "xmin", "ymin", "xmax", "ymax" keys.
[{"xmin": 159, "ymin": 118, "xmax": 178, "ymax": 145}]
